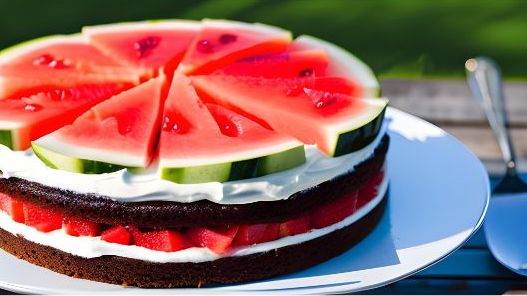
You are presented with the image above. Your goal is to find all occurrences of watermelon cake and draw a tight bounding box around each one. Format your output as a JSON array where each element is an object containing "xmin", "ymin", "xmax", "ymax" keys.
[{"xmin": 0, "ymin": 19, "xmax": 389, "ymax": 288}]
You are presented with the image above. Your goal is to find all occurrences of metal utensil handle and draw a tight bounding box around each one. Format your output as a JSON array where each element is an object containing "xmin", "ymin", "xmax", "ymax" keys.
[{"xmin": 466, "ymin": 57, "xmax": 518, "ymax": 176}]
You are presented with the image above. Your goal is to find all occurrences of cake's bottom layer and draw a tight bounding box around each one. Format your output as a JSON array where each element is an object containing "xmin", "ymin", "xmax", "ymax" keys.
[{"xmin": 0, "ymin": 192, "xmax": 387, "ymax": 288}]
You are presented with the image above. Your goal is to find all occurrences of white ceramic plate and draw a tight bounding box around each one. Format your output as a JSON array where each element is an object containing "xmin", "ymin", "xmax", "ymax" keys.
[{"xmin": 0, "ymin": 108, "xmax": 490, "ymax": 294}]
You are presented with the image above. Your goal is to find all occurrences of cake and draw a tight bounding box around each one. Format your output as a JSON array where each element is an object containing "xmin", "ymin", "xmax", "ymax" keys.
[{"xmin": 0, "ymin": 19, "xmax": 389, "ymax": 288}]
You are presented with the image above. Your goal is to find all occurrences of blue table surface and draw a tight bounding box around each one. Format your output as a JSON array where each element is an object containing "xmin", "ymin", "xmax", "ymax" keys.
[{"xmin": 1, "ymin": 175, "xmax": 526, "ymax": 295}]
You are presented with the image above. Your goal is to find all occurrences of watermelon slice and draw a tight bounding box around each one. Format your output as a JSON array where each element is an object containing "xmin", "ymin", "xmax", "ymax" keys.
[
  {"xmin": 214, "ymin": 49, "xmax": 329, "ymax": 78},
  {"xmin": 0, "ymin": 193, "xmax": 25, "ymax": 223},
  {"xmin": 158, "ymin": 72, "xmax": 305, "ymax": 184},
  {"xmin": 0, "ymin": 35, "xmax": 142, "ymax": 100},
  {"xmin": 180, "ymin": 19, "xmax": 292, "ymax": 75},
  {"xmin": 31, "ymin": 76, "xmax": 168, "ymax": 173},
  {"xmin": 83, "ymin": 20, "xmax": 200, "ymax": 76},
  {"xmin": 290, "ymin": 35, "xmax": 380, "ymax": 97},
  {"xmin": 191, "ymin": 75, "xmax": 387, "ymax": 156},
  {"xmin": 0, "ymin": 83, "xmax": 133, "ymax": 150}
]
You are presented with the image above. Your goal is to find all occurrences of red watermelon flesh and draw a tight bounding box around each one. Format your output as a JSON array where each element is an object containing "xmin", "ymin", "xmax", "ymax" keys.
[
  {"xmin": 84, "ymin": 21, "xmax": 200, "ymax": 77},
  {"xmin": 187, "ymin": 225, "xmax": 239, "ymax": 254},
  {"xmin": 191, "ymin": 75, "xmax": 386, "ymax": 155},
  {"xmin": 214, "ymin": 49, "xmax": 329, "ymax": 78},
  {"xmin": 159, "ymin": 72, "xmax": 301, "ymax": 167},
  {"xmin": 34, "ymin": 76, "xmax": 168, "ymax": 168},
  {"xmin": 0, "ymin": 193, "xmax": 25, "ymax": 223},
  {"xmin": 0, "ymin": 83, "xmax": 133, "ymax": 150},
  {"xmin": 180, "ymin": 20, "xmax": 292, "ymax": 75}
]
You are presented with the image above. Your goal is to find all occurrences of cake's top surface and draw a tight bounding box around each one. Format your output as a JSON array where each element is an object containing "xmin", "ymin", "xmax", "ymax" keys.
[{"xmin": 0, "ymin": 19, "xmax": 387, "ymax": 206}]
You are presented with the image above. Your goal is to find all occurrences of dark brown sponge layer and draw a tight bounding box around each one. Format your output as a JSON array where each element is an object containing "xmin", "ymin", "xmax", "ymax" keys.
[
  {"xmin": 0, "ymin": 135, "xmax": 388, "ymax": 228},
  {"xmin": 0, "ymin": 191, "xmax": 386, "ymax": 288}
]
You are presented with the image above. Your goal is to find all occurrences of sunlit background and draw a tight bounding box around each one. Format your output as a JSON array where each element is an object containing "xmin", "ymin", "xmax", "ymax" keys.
[{"xmin": 1, "ymin": 0, "xmax": 526, "ymax": 79}]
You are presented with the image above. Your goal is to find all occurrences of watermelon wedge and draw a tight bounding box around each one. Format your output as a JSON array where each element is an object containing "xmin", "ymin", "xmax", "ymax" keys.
[
  {"xmin": 32, "ymin": 76, "xmax": 168, "ymax": 173},
  {"xmin": 83, "ymin": 20, "xmax": 200, "ymax": 77},
  {"xmin": 0, "ymin": 83, "xmax": 133, "ymax": 150},
  {"xmin": 290, "ymin": 35, "xmax": 380, "ymax": 97},
  {"xmin": 213, "ymin": 49, "xmax": 329, "ymax": 78},
  {"xmin": 158, "ymin": 72, "xmax": 305, "ymax": 184},
  {"xmin": 191, "ymin": 75, "xmax": 387, "ymax": 156},
  {"xmin": 0, "ymin": 35, "xmax": 142, "ymax": 99},
  {"xmin": 179, "ymin": 19, "xmax": 292, "ymax": 75}
]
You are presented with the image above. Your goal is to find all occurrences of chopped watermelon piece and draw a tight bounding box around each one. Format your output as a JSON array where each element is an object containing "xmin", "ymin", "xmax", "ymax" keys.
[
  {"xmin": 0, "ymin": 193, "xmax": 25, "ymax": 223},
  {"xmin": 180, "ymin": 20, "xmax": 292, "ymax": 75},
  {"xmin": 63, "ymin": 217, "xmax": 101, "ymax": 237},
  {"xmin": 311, "ymin": 191, "xmax": 359, "ymax": 229},
  {"xmin": 32, "ymin": 76, "xmax": 168, "ymax": 173},
  {"xmin": 187, "ymin": 225, "xmax": 239, "ymax": 254},
  {"xmin": 233, "ymin": 223, "xmax": 279, "ymax": 246},
  {"xmin": 0, "ymin": 83, "xmax": 133, "ymax": 150},
  {"xmin": 289, "ymin": 35, "xmax": 380, "ymax": 97},
  {"xmin": 23, "ymin": 203, "xmax": 63, "ymax": 232},
  {"xmin": 357, "ymin": 172, "xmax": 385, "ymax": 208},
  {"xmin": 214, "ymin": 49, "xmax": 329, "ymax": 78},
  {"xmin": 101, "ymin": 225, "xmax": 132, "ymax": 245},
  {"xmin": 191, "ymin": 75, "xmax": 387, "ymax": 156},
  {"xmin": 279, "ymin": 215, "xmax": 311, "ymax": 238},
  {"xmin": 131, "ymin": 227, "xmax": 191, "ymax": 252},
  {"xmin": 84, "ymin": 21, "xmax": 200, "ymax": 76},
  {"xmin": 158, "ymin": 72, "xmax": 305, "ymax": 184}
]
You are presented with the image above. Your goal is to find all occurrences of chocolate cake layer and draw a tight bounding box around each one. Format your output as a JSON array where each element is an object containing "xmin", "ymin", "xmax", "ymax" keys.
[
  {"xmin": 0, "ymin": 191, "xmax": 387, "ymax": 288},
  {"xmin": 0, "ymin": 136, "xmax": 388, "ymax": 228}
]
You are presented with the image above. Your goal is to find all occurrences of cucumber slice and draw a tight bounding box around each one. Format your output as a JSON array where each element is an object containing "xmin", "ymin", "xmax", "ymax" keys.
[{"xmin": 160, "ymin": 145, "xmax": 306, "ymax": 184}]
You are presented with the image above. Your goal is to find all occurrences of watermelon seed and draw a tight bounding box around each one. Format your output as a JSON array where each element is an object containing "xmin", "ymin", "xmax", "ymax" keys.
[
  {"xmin": 24, "ymin": 104, "xmax": 43, "ymax": 112},
  {"xmin": 134, "ymin": 36, "xmax": 161, "ymax": 58},
  {"xmin": 48, "ymin": 59, "xmax": 71, "ymax": 69},
  {"xmin": 47, "ymin": 88, "xmax": 73, "ymax": 101},
  {"xmin": 298, "ymin": 68, "xmax": 314, "ymax": 77},
  {"xmin": 218, "ymin": 34, "xmax": 237, "ymax": 45},
  {"xmin": 33, "ymin": 54, "xmax": 54, "ymax": 66},
  {"xmin": 196, "ymin": 40, "xmax": 214, "ymax": 54}
]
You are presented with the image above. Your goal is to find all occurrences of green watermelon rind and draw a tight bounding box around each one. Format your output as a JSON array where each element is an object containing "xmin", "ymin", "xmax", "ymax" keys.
[
  {"xmin": 333, "ymin": 105, "xmax": 386, "ymax": 156},
  {"xmin": 31, "ymin": 142, "xmax": 143, "ymax": 174},
  {"xmin": 0, "ymin": 130, "xmax": 13, "ymax": 150},
  {"xmin": 294, "ymin": 35, "xmax": 381, "ymax": 97},
  {"xmin": 160, "ymin": 145, "xmax": 306, "ymax": 184}
]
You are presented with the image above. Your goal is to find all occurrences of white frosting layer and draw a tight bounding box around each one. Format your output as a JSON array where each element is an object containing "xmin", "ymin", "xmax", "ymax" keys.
[
  {"xmin": 0, "ymin": 124, "xmax": 387, "ymax": 205},
  {"xmin": 0, "ymin": 175, "xmax": 388, "ymax": 263}
]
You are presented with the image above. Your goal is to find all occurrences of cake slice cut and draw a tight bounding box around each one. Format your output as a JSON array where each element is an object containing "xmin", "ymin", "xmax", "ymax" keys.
[
  {"xmin": 179, "ymin": 19, "xmax": 292, "ymax": 75},
  {"xmin": 191, "ymin": 75, "xmax": 387, "ymax": 156},
  {"xmin": 83, "ymin": 20, "xmax": 201, "ymax": 76},
  {"xmin": 158, "ymin": 72, "xmax": 305, "ymax": 184},
  {"xmin": 31, "ymin": 76, "xmax": 168, "ymax": 173}
]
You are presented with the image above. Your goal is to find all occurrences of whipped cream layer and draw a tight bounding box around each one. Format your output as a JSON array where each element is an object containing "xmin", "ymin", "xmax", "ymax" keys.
[
  {"xmin": 0, "ymin": 174, "xmax": 388, "ymax": 263},
  {"xmin": 0, "ymin": 124, "xmax": 387, "ymax": 205}
]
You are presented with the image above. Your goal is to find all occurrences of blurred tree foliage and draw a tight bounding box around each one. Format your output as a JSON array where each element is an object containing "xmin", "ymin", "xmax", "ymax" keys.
[{"xmin": 1, "ymin": 0, "xmax": 525, "ymax": 79}]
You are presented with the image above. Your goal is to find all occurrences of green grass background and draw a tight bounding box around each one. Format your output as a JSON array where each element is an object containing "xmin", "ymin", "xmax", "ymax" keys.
[{"xmin": 1, "ymin": 0, "xmax": 525, "ymax": 79}]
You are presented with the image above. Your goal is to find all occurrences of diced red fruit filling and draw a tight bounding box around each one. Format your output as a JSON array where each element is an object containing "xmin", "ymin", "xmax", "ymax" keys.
[
  {"xmin": 130, "ymin": 226, "xmax": 191, "ymax": 252},
  {"xmin": 134, "ymin": 36, "xmax": 161, "ymax": 58},
  {"xmin": 279, "ymin": 215, "xmax": 311, "ymax": 237},
  {"xmin": 23, "ymin": 203, "xmax": 63, "ymax": 233},
  {"xmin": 63, "ymin": 217, "xmax": 101, "ymax": 237},
  {"xmin": 311, "ymin": 191, "xmax": 358, "ymax": 229},
  {"xmin": 188, "ymin": 225, "xmax": 239, "ymax": 254},
  {"xmin": 101, "ymin": 225, "xmax": 132, "ymax": 245},
  {"xmin": 0, "ymin": 172, "xmax": 384, "ymax": 252},
  {"xmin": 0, "ymin": 193, "xmax": 25, "ymax": 223}
]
